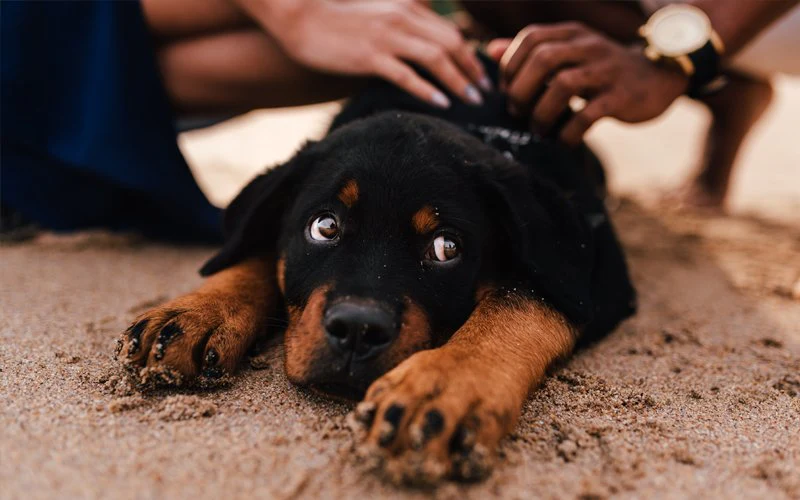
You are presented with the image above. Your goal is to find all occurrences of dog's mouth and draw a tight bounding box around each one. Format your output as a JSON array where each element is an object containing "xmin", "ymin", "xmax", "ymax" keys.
[
  {"xmin": 310, "ymin": 382, "xmax": 366, "ymax": 401},
  {"xmin": 309, "ymin": 354, "xmax": 376, "ymax": 401}
]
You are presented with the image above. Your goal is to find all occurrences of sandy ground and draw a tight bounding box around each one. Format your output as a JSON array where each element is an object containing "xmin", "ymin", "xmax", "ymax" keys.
[{"xmin": 2, "ymin": 78, "xmax": 799, "ymax": 499}]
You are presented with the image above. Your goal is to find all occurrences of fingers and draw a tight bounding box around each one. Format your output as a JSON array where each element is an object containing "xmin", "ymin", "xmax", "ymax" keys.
[
  {"xmin": 408, "ymin": 2, "xmax": 489, "ymax": 88},
  {"xmin": 506, "ymin": 41, "xmax": 587, "ymax": 113},
  {"xmin": 399, "ymin": 8, "xmax": 490, "ymax": 97},
  {"xmin": 486, "ymin": 38, "xmax": 511, "ymax": 61},
  {"xmin": 372, "ymin": 55, "xmax": 451, "ymax": 108},
  {"xmin": 391, "ymin": 35, "xmax": 482, "ymax": 105},
  {"xmin": 560, "ymin": 94, "xmax": 614, "ymax": 146},
  {"xmin": 454, "ymin": 45, "xmax": 492, "ymax": 92},
  {"xmin": 489, "ymin": 21, "xmax": 624, "ymax": 145},
  {"xmin": 531, "ymin": 65, "xmax": 608, "ymax": 131},
  {"xmin": 498, "ymin": 23, "xmax": 581, "ymax": 86}
]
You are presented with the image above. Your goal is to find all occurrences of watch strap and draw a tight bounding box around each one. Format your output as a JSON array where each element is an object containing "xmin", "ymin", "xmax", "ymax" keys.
[{"xmin": 686, "ymin": 39, "xmax": 722, "ymax": 97}]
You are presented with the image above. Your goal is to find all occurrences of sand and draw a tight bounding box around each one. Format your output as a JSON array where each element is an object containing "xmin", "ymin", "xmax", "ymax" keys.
[{"xmin": 2, "ymin": 78, "xmax": 799, "ymax": 499}]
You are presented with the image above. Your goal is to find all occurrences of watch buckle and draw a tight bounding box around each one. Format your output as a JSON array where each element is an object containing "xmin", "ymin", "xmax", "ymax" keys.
[{"xmin": 644, "ymin": 45, "xmax": 661, "ymax": 62}]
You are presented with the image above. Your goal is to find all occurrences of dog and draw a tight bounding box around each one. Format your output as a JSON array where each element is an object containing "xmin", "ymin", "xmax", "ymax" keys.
[{"xmin": 117, "ymin": 60, "xmax": 636, "ymax": 481}]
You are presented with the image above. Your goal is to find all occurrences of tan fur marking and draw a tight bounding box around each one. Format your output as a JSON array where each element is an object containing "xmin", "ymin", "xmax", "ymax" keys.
[
  {"xmin": 283, "ymin": 286, "xmax": 330, "ymax": 383},
  {"xmin": 117, "ymin": 257, "xmax": 277, "ymax": 383},
  {"xmin": 373, "ymin": 297, "xmax": 432, "ymax": 371},
  {"xmin": 362, "ymin": 290, "xmax": 577, "ymax": 475},
  {"xmin": 412, "ymin": 205, "xmax": 438, "ymax": 234},
  {"xmin": 276, "ymin": 255, "xmax": 286, "ymax": 295},
  {"xmin": 474, "ymin": 283, "xmax": 494, "ymax": 303},
  {"xmin": 448, "ymin": 294, "xmax": 576, "ymax": 391},
  {"xmin": 338, "ymin": 179, "xmax": 359, "ymax": 207}
]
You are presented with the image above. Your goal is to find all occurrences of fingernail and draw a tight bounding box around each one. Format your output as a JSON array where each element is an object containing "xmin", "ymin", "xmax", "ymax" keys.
[
  {"xmin": 431, "ymin": 91, "xmax": 451, "ymax": 109},
  {"xmin": 465, "ymin": 85, "xmax": 483, "ymax": 106},
  {"xmin": 478, "ymin": 75, "xmax": 493, "ymax": 92}
]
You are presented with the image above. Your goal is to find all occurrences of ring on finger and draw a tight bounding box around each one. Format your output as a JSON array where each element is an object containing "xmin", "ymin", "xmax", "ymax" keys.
[{"xmin": 569, "ymin": 95, "xmax": 588, "ymax": 113}]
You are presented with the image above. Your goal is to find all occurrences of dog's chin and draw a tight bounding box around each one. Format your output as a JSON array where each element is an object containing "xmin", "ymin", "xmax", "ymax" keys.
[
  {"xmin": 285, "ymin": 349, "xmax": 392, "ymax": 401},
  {"xmin": 284, "ymin": 325, "xmax": 434, "ymax": 401},
  {"xmin": 308, "ymin": 382, "xmax": 367, "ymax": 402}
]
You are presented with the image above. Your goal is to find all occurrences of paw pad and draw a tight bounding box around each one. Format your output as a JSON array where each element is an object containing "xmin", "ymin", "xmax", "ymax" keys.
[{"xmin": 378, "ymin": 404, "xmax": 405, "ymax": 446}]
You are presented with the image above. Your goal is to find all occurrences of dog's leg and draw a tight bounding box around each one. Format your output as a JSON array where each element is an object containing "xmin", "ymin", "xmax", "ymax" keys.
[
  {"xmin": 358, "ymin": 289, "xmax": 576, "ymax": 482},
  {"xmin": 116, "ymin": 257, "xmax": 278, "ymax": 385}
]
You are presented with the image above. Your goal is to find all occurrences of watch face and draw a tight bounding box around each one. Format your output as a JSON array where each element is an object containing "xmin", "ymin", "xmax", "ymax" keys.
[{"xmin": 648, "ymin": 6, "xmax": 711, "ymax": 56}]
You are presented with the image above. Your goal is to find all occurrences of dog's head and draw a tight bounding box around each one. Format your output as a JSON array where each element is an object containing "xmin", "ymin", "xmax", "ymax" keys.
[{"xmin": 201, "ymin": 112, "xmax": 592, "ymax": 396}]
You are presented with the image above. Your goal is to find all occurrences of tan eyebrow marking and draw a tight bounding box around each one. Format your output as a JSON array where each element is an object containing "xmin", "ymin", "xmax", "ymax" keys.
[
  {"xmin": 337, "ymin": 179, "xmax": 359, "ymax": 207},
  {"xmin": 276, "ymin": 254, "xmax": 286, "ymax": 295},
  {"xmin": 412, "ymin": 205, "xmax": 438, "ymax": 234}
]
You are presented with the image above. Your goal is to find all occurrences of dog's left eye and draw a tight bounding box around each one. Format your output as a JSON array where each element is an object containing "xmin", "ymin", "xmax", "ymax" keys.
[
  {"xmin": 309, "ymin": 214, "xmax": 339, "ymax": 242},
  {"xmin": 425, "ymin": 235, "xmax": 460, "ymax": 263}
]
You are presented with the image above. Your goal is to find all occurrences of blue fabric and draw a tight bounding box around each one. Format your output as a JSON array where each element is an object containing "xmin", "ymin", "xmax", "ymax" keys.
[{"xmin": 1, "ymin": 1, "xmax": 222, "ymax": 242}]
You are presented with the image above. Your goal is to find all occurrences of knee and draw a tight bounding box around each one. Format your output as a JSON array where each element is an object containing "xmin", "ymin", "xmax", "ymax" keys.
[{"xmin": 737, "ymin": 76, "xmax": 775, "ymax": 112}]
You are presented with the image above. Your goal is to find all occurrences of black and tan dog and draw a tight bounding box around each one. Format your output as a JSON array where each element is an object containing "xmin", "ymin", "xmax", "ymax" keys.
[{"xmin": 117, "ymin": 61, "xmax": 636, "ymax": 481}]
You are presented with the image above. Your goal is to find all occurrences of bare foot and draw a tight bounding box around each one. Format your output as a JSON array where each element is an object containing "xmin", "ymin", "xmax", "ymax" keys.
[
  {"xmin": 662, "ymin": 73, "xmax": 773, "ymax": 217},
  {"xmin": 661, "ymin": 182, "xmax": 727, "ymax": 215}
]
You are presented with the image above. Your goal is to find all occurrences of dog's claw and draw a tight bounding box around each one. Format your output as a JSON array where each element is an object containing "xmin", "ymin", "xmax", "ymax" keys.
[
  {"xmin": 204, "ymin": 347, "xmax": 219, "ymax": 367},
  {"xmin": 124, "ymin": 319, "xmax": 148, "ymax": 356},
  {"xmin": 355, "ymin": 401, "xmax": 377, "ymax": 425},
  {"xmin": 153, "ymin": 322, "xmax": 182, "ymax": 361}
]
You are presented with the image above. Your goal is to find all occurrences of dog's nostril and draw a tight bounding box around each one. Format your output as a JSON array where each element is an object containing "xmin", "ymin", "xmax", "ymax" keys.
[
  {"xmin": 325, "ymin": 317, "xmax": 351, "ymax": 340},
  {"xmin": 324, "ymin": 301, "xmax": 397, "ymax": 359},
  {"xmin": 361, "ymin": 324, "xmax": 392, "ymax": 347}
]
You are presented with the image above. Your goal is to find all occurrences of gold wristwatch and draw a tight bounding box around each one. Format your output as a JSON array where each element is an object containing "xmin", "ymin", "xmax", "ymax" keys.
[{"xmin": 638, "ymin": 4, "xmax": 726, "ymax": 96}]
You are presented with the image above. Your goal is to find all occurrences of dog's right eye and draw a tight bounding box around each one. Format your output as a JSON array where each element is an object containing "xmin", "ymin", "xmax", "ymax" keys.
[{"xmin": 309, "ymin": 214, "xmax": 340, "ymax": 242}]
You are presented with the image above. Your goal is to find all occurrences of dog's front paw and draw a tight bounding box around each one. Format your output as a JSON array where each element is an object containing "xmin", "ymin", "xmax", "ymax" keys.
[
  {"xmin": 116, "ymin": 292, "xmax": 265, "ymax": 386},
  {"xmin": 355, "ymin": 347, "xmax": 522, "ymax": 484}
]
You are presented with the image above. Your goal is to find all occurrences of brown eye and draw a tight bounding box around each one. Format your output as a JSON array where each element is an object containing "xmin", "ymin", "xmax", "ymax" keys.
[
  {"xmin": 426, "ymin": 235, "xmax": 460, "ymax": 263},
  {"xmin": 309, "ymin": 214, "xmax": 339, "ymax": 242}
]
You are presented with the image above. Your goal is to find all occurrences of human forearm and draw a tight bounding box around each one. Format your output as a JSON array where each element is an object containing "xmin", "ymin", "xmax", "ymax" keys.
[
  {"xmin": 690, "ymin": 0, "xmax": 799, "ymax": 56},
  {"xmin": 224, "ymin": 0, "xmax": 491, "ymax": 107},
  {"xmin": 229, "ymin": 0, "xmax": 308, "ymax": 46}
]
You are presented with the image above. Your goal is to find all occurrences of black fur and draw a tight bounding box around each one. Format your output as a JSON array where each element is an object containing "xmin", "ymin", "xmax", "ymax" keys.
[{"xmin": 201, "ymin": 59, "xmax": 636, "ymax": 345}]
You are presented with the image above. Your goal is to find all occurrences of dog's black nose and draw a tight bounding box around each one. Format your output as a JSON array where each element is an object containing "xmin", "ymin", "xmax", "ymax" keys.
[{"xmin": 324, "ymin": 300, "xmax": 397, "ymax": 360}]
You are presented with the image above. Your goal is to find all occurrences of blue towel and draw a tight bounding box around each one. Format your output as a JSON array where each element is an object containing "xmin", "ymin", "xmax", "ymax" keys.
[{"xmin": 1, "ymin": 1, "xmax": 222, "ymax": 243}]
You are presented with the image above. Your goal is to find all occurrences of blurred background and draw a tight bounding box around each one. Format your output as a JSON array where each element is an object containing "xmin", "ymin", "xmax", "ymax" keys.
[{"xmin": 181, "ymin": 76, "xmax": 800, "ymax": 227}]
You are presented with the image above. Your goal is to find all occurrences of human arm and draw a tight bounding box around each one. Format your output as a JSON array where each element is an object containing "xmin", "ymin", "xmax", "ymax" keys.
[
  {"xmin": 233, "ymin": 0, "xmax": 491, "ymax": 107},
  {"xmin": 488, "ymin": 0, "xmax": 799, "ymax": 144}
]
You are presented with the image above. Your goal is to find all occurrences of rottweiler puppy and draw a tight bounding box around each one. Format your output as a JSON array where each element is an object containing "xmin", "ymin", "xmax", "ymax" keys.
[{"xmin": 117, "ymin": 61, "xmax": 636, "ymax": 481}]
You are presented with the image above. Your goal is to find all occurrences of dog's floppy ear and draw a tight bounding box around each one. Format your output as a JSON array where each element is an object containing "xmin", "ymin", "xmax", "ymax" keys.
[
  {"xmin": 477, "ymin": 157, "xmax": 595, "ymax": 325},
  {"xmin": 199, "ymin": 144, "xmax": 317, "ymax": 276}
]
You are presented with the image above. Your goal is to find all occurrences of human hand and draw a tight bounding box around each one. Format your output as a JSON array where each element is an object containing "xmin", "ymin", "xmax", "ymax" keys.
[
  {"xmin": 487, "ymin": 22, "xmax": 689, "ymax": 145},
  {"xmin": 238, "ymin": 0, "xmax": 490, "ymax": 108}
]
